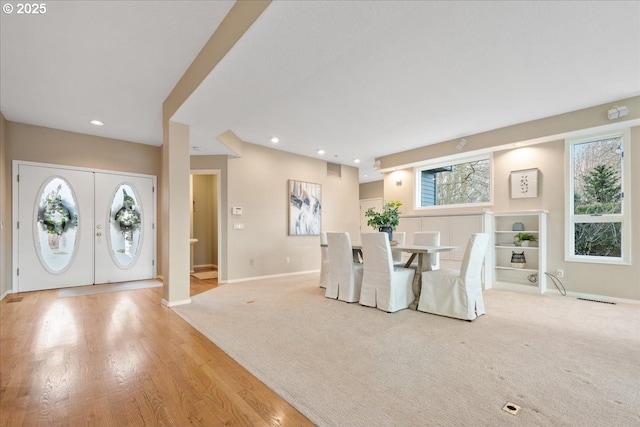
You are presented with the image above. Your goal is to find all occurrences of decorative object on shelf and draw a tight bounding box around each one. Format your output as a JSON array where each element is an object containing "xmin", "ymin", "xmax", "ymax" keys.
[
  {"xmin": 512, "ymin": 222, "xmax": 525, "ymax": 231},
  {"xmin": 510, "ymin": 168, "xmax": 539, "ymax": 199},
  {"xmin": 288, "ymin": 179, "xmax": 322, "ymax": 235},
  {"xmin": 511, "ymin": 251, "xmax": 526, "ymax": 268},
  {"xmin": 365, "ymin": 200, "xmax": 402, "ymax": 241},
  {"xmin": 514, "ymin": 232, "xmax": 538, "ymax": 247}
]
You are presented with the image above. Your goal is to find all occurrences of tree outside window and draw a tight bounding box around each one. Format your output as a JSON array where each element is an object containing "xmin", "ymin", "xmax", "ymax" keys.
[
  {"xmin": 568, "ymin": 133, "xmax": 629, "ymax": 262},
  {"xmin": 417, "ymin": 157, "xmax": 491, "ymax": 208}
]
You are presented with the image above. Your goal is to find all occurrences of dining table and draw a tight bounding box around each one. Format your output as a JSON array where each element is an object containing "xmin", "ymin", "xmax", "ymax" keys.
[{"xmin": 322, "ymin": 241, "xmax": 460, "ymax": 310}]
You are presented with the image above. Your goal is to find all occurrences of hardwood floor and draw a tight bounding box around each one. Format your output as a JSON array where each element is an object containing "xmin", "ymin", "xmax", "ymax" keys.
[{"xmin": 0, "ymin": 274, "xmax": 314, "ymax": 427}]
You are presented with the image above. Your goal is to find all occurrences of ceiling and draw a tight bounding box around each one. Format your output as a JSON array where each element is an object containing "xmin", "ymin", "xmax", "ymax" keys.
[{"xmin": 2, "ymin": 1, "xmax": 639, "ymax": 183}]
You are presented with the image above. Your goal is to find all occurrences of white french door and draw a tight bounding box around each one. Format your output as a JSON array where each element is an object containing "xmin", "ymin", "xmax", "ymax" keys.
[
  {"xmin": 14, "ymin": 163, "xmax": 156, "ymax": 292},
  {"xmin": 17, "ymin": 165, "xmax": 95, "ymax": 291},
  {"xmin": 93, "ymin": 172, "xmax": 155, "ymax": 284}
]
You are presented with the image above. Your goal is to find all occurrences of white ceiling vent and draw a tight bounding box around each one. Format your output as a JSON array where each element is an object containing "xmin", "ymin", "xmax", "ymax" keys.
[{"xmin": 327, "ymin": 162, "xmax": 342, "ymax": 179}]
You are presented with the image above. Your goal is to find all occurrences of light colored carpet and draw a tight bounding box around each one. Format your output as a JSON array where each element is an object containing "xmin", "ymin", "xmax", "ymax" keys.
[
  {"xmin": 191, "ymin": 271, "xmax": 218, "ymax": 280},
  {"xmin": 58, "ymin": 279, "xmax": 162, "ymax": 298},
  {"xmin": 173, "ymin": 273, "xmax": 640, "ymax": 427}
]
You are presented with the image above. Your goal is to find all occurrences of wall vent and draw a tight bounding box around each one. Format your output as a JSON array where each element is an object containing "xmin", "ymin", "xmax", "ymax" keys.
[{"xmin": 327, "ymin": 162, "xmax": 342, "ymax": 179}]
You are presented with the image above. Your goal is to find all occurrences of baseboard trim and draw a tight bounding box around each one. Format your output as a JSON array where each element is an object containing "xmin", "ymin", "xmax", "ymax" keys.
[
  {"xmin": 0, "ymin": 290, "xmax": 10, "ymax": 301},
  {"xmin": 220, "ymin": 270, "xmax": 319, "ymax": 284},
  {"xmin": 194, "ymin": 263, "xmax": 216, "ymax": 269},
  {"xmin": 162, "ymin": 298, "xmax": 192, "ymax": 307}
]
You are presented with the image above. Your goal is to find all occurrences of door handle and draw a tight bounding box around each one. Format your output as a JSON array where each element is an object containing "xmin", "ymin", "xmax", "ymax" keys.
[{"xmin": 96, "ymin": 232, "xmax": 102, "ymax": 237}]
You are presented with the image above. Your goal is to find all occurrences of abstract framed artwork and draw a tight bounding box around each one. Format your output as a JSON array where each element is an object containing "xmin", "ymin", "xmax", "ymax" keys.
[
  {"xmin": 510, "ymin": 168, "xmax": 539, "ymax": 199},
  {"xmin": 288, "ymin": 179, "xmax": 321, "ymax": 235}
]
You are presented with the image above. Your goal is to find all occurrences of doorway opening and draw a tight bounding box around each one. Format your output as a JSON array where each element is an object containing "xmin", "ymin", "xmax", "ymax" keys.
[{"xmin": 189, "ymin": 170, "xmax": 220, "ymax": 295}]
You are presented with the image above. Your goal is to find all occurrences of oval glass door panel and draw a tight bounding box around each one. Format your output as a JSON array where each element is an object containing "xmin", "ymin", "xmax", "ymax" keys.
[
  {"xmin": 35, "ymin": 176, "xmax": 80, "ymax": 274},
  {"xmin": 108, "ymin": 183, "xmax": 143, "ymax": 268}
]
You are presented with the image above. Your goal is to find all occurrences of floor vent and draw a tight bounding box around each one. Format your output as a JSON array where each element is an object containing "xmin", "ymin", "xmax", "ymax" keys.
[
  {"xmin": 6, "ymin": 297, "xmax": 23, "ymax": 303},
  {"xmin": 577, "ymin": 297, "xmax": 616, "ymax": 305},
  {"xmin": 502, "ymin": 402, "xmax": 521, "ymax": 416}
]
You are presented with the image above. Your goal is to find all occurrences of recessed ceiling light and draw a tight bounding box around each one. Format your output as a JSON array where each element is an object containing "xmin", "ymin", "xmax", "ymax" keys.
[
  {"xmin": 270, "ymin": 137, "xmax": 279, "ymax": 143},
  {"xmin": 317, "ymin": 149, "xmax": 325, "ymax": 155},
  {"xmin": 90, "ymin": 120, "xmax": 104, "ymax": 126},
  {"xmin": 354, "ymin": 158, "xmax": 360, "ymax": 163}
]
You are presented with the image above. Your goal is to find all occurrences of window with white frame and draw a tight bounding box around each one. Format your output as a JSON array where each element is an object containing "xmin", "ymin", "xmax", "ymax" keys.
[
  {"xmin": 415, "ymin": 155, "xmax": 492, "ymax": 208},
  {"xmin": 566, "ymin": 130, "xmax": 631, "ymax": 264}
]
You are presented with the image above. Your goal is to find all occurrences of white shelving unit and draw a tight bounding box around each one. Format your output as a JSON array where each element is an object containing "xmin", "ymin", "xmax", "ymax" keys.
[{"xmin": 486, "ymin": 210, "xmax": 548, "ymax": 294}]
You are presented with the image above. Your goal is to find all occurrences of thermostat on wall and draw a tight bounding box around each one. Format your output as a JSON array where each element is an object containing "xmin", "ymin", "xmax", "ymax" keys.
[{"xmin": 232, "ymin": 207, "xmax": 243, "ymax": 215}]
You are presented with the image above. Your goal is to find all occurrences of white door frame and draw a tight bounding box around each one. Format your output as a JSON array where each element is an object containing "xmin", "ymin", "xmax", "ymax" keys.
[{"xmin": 12, "ymin": 160, "xmax": 157, "ymax": 293}]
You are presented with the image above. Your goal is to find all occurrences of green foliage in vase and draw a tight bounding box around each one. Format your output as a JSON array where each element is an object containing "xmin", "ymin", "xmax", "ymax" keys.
[
  {"xmin": 365, "ymin": 200, "xmax": 402, "ymax": 230},
  {"xmin": 515, "ymin": 232, "xmax": 537, "ymax": 242},
  {"xmin": 514, "ymin": 232, "xmax": 537, "ymax": 245}
]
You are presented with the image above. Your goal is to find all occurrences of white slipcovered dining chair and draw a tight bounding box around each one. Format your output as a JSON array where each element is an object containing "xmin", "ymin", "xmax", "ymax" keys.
[
  {"xmin": 412, "ymin": 231, "xmax": 440, "ymax": 271},
  {"xmin": 359, "ymin": 232, "xmax": 415, "ymax": 313},
  {"xmin": 417, "ymin": 233, "xmax": 489, "ymax": 321},
  {"xmin": 391, "ymin": 231, "xmax": 406, "ymax": 266},
  {"xmin": 319, "ymin": 232, "xmax": 329, "ymax": 288},
  {"xmin": 325, "ymin": 232, "xmax": 364, "ymax": 302}
]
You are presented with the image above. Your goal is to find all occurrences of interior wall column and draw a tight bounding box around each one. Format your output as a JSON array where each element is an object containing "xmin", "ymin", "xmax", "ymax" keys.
[
  {"xmin": 159, "ymin": 0, "xmax": 271, "ymax": 301},
  {"xmin": 161, "ymin": 121, "xmax": 191, "ymax": 306}
]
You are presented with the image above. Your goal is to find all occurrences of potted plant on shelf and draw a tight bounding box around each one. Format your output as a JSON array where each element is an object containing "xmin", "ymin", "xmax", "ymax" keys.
[
  {"xmin": 365, "ymin": 200, "xmax": 402, "ymax": 241},
  {"xmin": 514, "ymin": 232, "xmax": 538, "ymax": 247}
]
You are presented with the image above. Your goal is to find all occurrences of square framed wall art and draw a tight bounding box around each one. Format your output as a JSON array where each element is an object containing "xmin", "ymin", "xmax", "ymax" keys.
[{"xmin": 510, "ymin": 168, "xmax": 539, "ymax": 199}]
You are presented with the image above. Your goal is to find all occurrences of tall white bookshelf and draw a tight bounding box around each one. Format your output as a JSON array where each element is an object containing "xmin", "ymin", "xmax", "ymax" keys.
[{"xmin": 486, "ymin": 210, "xmax": 548, "ymax": 294}]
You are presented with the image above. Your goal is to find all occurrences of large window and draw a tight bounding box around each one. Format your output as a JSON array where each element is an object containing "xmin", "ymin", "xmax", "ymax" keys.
[
  {"xmin": 566, "ymin": 130, "xmax": 630, "ymax": 264},
  {"xmin": 415, "ymin": 155, "xmax": 491, "ymax": 208}
]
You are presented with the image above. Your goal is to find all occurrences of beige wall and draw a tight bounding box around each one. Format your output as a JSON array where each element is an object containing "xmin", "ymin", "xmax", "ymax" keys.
[
  {"xmin": 377, "ymin": 98, "xmax": 640, "ymax": 301},
  {"xmin": 190, "ymin": 146, "xmax": 361, "ymax": 283},
  {"xmin": 7, "ymin": 122, "xmax": 161, "ymax": 176},
  {"xmin": 378, "ymin": 95, "xmax": 640, "ymax": 171},
  {"xmin": 359, "ymin": 180, "xmax": 384, "ymax": 200},
  {"xmin": 225, "ymin": 142, "xmax": 360, "ymax": 282},
  {"xmin": 0, "ymin": 113, "xmax": 8, "ymax": 297}
]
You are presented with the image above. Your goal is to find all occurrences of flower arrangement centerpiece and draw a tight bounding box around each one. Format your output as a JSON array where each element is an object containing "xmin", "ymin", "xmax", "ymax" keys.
[{"xmin": 365, "ymin": 200, "xmax": 402, "ymax": 241}]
